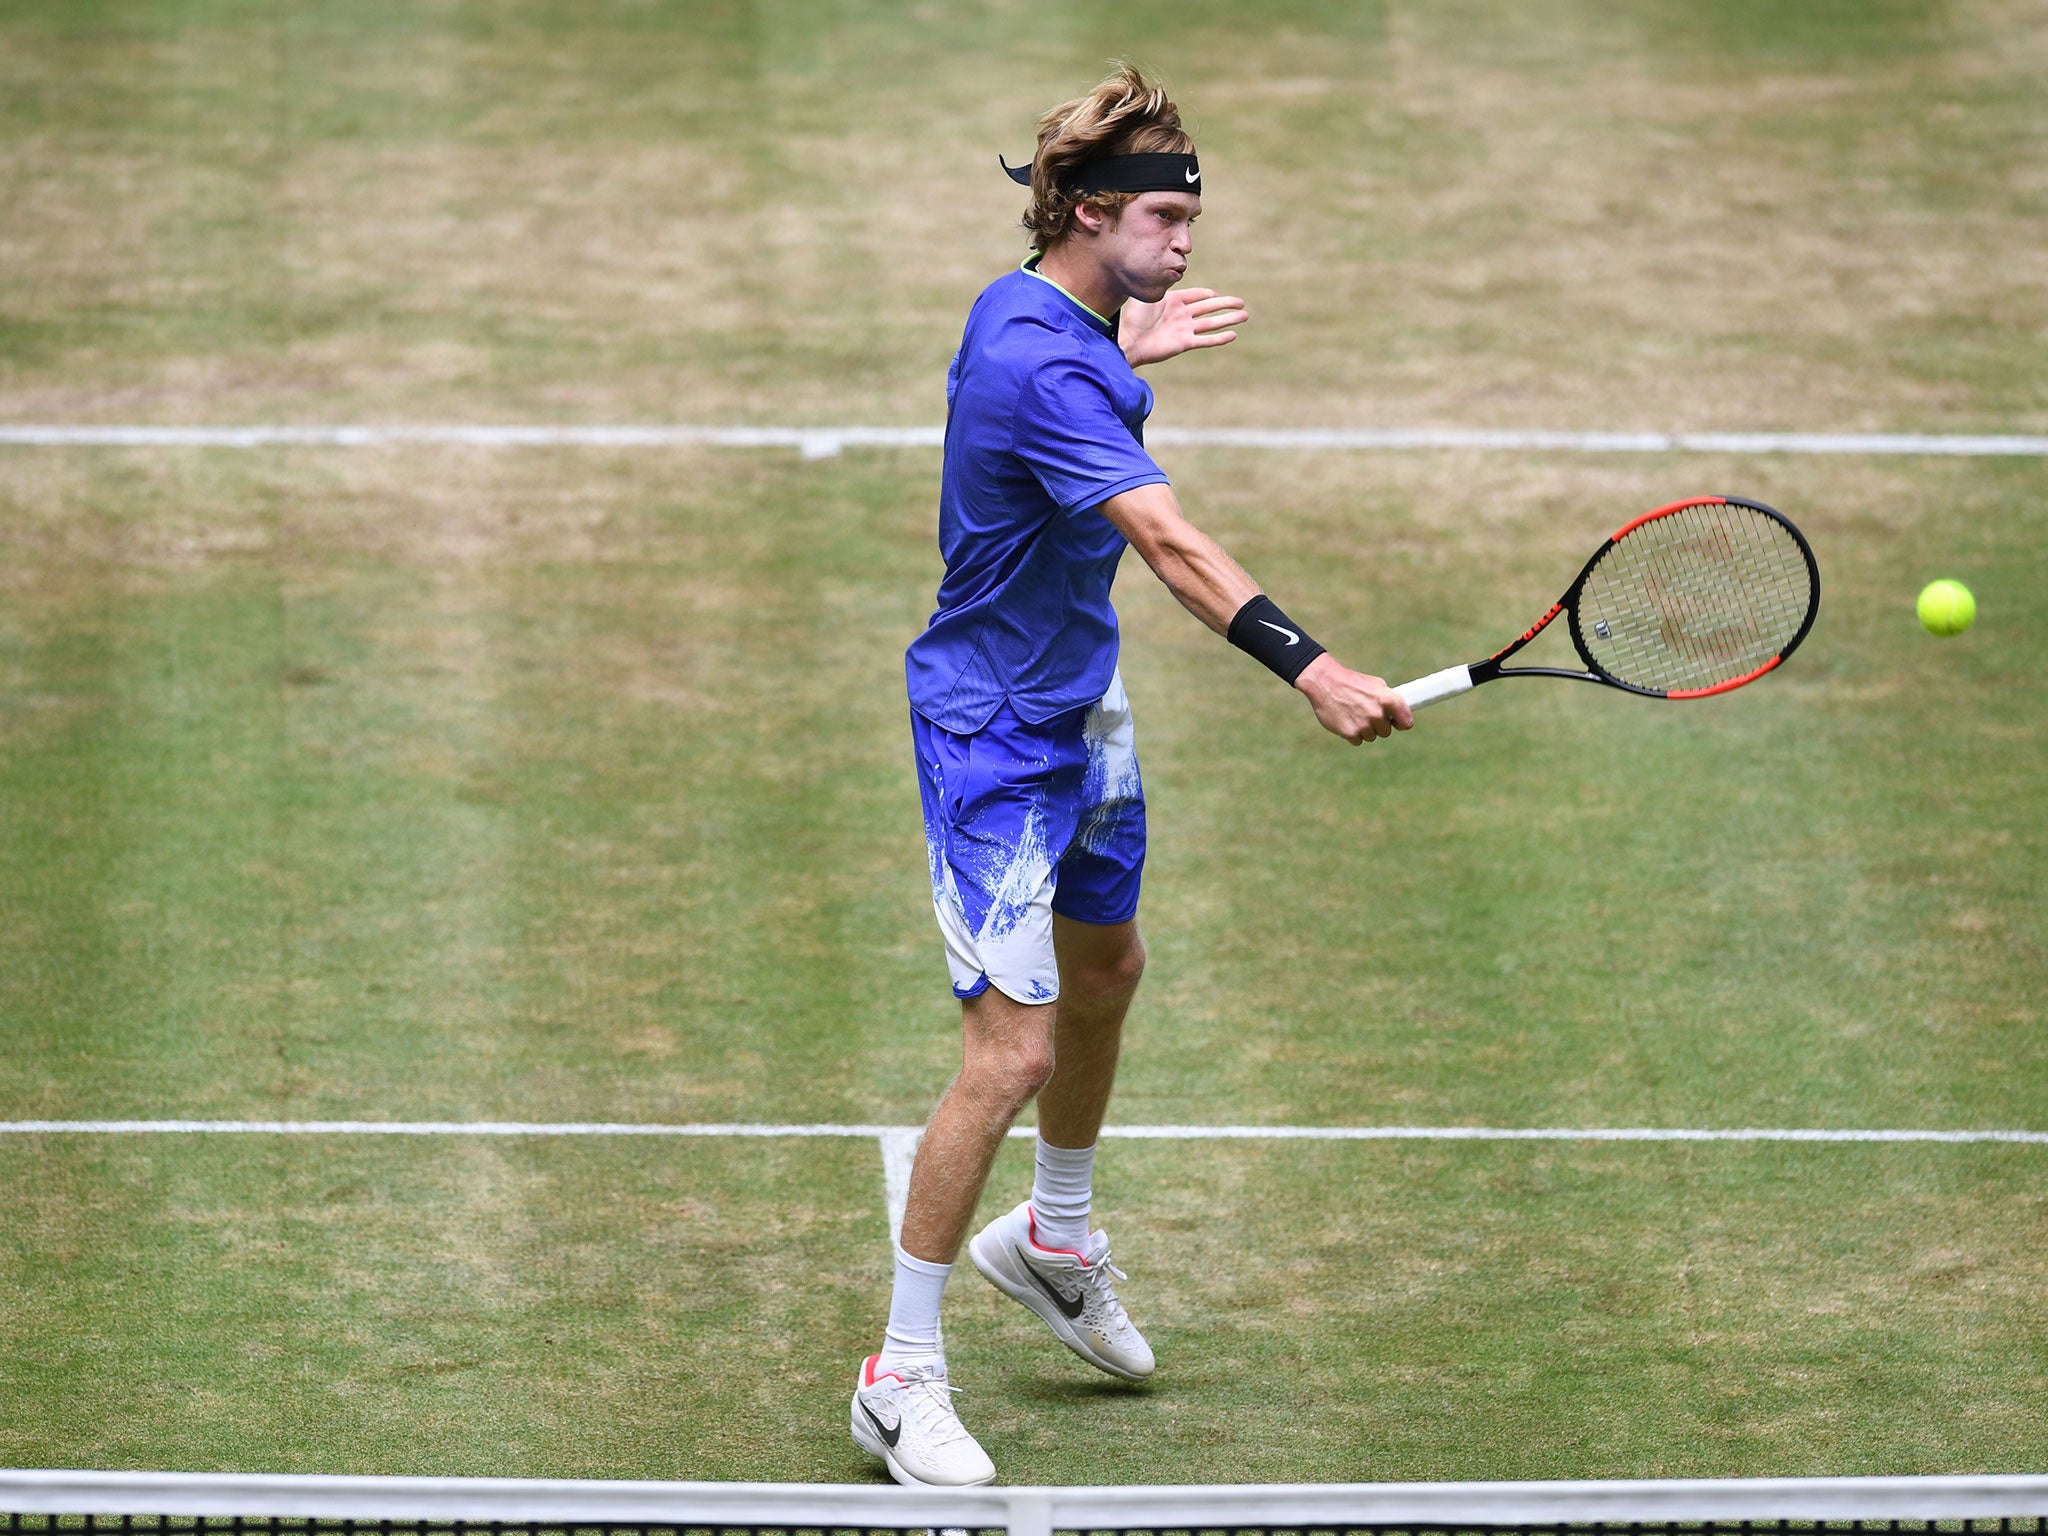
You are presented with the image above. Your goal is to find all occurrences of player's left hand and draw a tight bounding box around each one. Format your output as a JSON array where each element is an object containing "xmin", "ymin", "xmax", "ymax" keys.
[{"xmin": 1119, "ymin": 288, "xmax": 1249, "ymax": 368}]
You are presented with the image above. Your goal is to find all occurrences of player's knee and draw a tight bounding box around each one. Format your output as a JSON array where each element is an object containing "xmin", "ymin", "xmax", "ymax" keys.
[
  {"xmin": 1076, "ymin": 931, "xmax": 1146, "ymax": 997},
  {"xmin": 1008, "ymin": 1040, "xmax": 1057, "ymax": 1102},
  {"xmin": 962, "ymin": 1034, "xmax": 1056, "ymax": 1110},
  {"xmin": 1112, "ymin": 932, "xmax": 1147, "ymax": 990}
]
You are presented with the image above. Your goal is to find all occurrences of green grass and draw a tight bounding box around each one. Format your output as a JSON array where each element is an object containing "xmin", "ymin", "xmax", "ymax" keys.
[
  {"xmin": 2, "ymin": 0, "xmax": 2047, "ymax": 1488},
  {"xmin": 4, "ymin": 1132, "xmax": 2045, "ymax": 1481},
  {"xmin": 2, "ymin": 0, "xmax": 2044, "ymax": 427}
]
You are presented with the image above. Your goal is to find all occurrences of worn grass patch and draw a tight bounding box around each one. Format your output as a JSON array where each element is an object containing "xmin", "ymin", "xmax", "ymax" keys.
[
  {"xmin": 0, "ymin": 1133, "xmax": 885, "ymax": 1478},
  {"xmin": 1, "ymin": 0, "xmax": 2044, "ymax": 427},
  {"xmin": 3, "ymin": 1133, "xmax": 2045, "ymax": 1480}
]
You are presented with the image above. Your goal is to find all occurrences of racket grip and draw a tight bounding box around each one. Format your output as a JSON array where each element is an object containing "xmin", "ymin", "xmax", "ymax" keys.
[{"xmin": 1394, "ymin": 665, "xmax": 1474, "ymax": 712}]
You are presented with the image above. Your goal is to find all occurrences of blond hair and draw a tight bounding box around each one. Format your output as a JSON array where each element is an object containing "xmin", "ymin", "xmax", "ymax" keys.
[{"xmin": 1022, "ymin": 64, "xmax": 1194, "ymax": 253}]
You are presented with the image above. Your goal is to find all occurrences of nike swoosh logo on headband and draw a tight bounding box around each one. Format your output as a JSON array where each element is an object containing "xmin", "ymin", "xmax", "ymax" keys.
[{"xmin": 1185, "ymin": 166, "xmax": 1200, "ymax": 183}]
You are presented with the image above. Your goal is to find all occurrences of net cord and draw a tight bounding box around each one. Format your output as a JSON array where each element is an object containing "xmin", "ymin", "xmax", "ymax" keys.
[{"xmin": 4, "ymin": 1472, "xmax": 2045, "ymax": 1535}]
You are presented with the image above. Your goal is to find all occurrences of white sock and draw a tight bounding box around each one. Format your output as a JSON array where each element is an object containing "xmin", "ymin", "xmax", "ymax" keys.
[
  {"xmin": 1030, "ymin": 1136, "xmax": 1096, "ymax": 1251},
  {"xmin": 878, "ymin": 1246, "xmax": 950, "ymax": 1370}
]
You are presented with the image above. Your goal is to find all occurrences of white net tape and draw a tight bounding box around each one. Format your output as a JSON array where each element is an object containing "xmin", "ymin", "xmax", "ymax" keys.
[{"xmin": 4, "ymin": 1472, "xmax": 2046, "ymax": 1536}]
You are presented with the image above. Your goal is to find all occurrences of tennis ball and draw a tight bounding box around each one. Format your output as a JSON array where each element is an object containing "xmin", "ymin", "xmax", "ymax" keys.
[{"xmin": 1917, "ymin": 578, "xmax": 1976, "ymax": 636}]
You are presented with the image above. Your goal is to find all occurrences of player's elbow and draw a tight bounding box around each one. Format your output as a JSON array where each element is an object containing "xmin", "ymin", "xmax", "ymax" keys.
[
  {"xmin": 1099, "ymin": 485, "xmax": 1189, "ymax": 562},
  {"xmin": 1125, "ymin": 511, "xmax": 1201, "ymax": 575}
]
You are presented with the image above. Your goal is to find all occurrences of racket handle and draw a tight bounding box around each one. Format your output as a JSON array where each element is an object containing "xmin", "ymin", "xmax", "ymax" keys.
[{"xmin": 1394, "ymin": 665, "xmax": 1474, "ymax": 712}]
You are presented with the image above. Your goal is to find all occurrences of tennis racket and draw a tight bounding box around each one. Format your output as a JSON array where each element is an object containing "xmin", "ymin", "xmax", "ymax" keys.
[{"xmin": 1394, "ymin": 495, "xmax": 1819, "ymax": 711}]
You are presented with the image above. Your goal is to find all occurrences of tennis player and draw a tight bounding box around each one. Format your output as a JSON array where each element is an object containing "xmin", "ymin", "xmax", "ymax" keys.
[{"xmin": 852, "ymin": 66, "xmax": 1412, "ymax": 1487}]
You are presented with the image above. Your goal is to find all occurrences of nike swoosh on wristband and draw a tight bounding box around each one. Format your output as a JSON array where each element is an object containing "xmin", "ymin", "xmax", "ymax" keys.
[
  {"xmin": 1257, "ymin": 619, "xmax": 1300, "ymax": 645},
  {"xmin": 859, "ymin": 1397, "xmax": 903, "ymax": 1447},
  {"xmin": 1026, "ymin": 1265, "xmax": 1088, "ymax": 1320}
]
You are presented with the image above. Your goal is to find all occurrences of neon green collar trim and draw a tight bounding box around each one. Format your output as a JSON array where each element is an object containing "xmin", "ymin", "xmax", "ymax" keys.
[{"xmin": 1021, "ymin": 253, "xmax": 1116, "ymax": 329}]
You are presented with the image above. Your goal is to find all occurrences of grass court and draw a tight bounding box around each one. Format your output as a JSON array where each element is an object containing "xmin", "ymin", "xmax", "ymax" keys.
[{"xmin": 2, "ymin": 0, "xmax": 2046, "ymax": 1488}]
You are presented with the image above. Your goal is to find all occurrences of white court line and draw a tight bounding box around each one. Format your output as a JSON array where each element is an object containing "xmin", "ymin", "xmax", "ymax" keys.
[
  {"xmin": 1155, "ymin": 427, "xmax": 2048, "ymax": 457},
  {"xmin": 3, "ymin": 1119, "xmax": 2045, "ymax": 1142},
  {"xmin": 2, "ymin": 423, "xmax": 2047, "ymax": 457},
  {"xmin": 0, "ymin": 1119, "xmax": 909, "ymax": 1136},
  {"xmin": 877, "ymin": 1126, "xmax": 922, "ymax": 1246}
]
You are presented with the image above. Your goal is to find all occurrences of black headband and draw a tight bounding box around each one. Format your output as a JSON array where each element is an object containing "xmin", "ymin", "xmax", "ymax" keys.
[{"xmin": 1000, "ymin": 151, "xmax": 1202, "ymax": 196}]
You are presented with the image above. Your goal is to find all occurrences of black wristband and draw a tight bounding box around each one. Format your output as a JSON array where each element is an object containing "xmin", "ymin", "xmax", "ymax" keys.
[{"xmin": 1226, "ymin": 594, "xmax": 1327, "ymax": 685}]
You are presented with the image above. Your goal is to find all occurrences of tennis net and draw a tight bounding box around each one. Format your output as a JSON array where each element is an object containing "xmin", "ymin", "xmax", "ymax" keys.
[{"xmin": 3, "ymin": 1471, "xmax": 2044, "ymax": 1536}]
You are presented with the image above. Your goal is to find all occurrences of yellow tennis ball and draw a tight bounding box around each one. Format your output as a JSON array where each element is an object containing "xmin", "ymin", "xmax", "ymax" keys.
[{"xmin": 1917, "ymin": 579, "xmax": 1976, "ymax": 636}]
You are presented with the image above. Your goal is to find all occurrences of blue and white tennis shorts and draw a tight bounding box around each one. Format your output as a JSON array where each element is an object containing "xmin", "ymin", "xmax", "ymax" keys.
[{"xmin": 911, "ymin": 671, "xmax": 1145, "ymax": 1004}]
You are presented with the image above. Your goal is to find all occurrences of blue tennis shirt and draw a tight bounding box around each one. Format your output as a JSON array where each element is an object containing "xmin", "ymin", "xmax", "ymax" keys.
[{"xmin": 905, "ymin": 256, "xmax": 1169, "ymax": 734}]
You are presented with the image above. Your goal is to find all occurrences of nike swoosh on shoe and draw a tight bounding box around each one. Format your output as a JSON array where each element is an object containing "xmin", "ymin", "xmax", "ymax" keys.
[
  {"xmin": 858, "ymin": 1398, "xmax": 903, "ymax": 1447},
  {"xmin": 1025, "ymin": 1264, "xmax": 1087, "ymax": 1320}
]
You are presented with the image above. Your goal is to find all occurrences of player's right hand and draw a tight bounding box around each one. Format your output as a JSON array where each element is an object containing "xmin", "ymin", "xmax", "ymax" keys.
[{"xmin": 1293, "ymin": 653, "xmax": 1413, "ymax": 744}]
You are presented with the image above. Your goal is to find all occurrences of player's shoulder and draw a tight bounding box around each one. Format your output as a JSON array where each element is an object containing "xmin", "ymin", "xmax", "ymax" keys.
[
  {"xmin": 967, "ymin": 269, "xmax": 1063, "ymax": 343},
  {"xmin": 957, "ymin": 283, "xmax": 1077, "ymax": 382}
]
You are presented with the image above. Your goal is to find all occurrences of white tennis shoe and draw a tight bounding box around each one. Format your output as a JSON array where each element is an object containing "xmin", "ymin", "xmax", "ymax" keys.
[
  {"xmin": 849, "ymin": 1354, "xmax": 996, "ymax": 1488},
  {"xmin": 968, "ymin": 1201, "xmax": 1156, "ymax": 1381}
]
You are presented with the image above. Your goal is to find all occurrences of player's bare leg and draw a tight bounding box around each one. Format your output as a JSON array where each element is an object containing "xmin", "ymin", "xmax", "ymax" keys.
[
  {"xmin": 969, "ymin": 914, "xmax": 1156, "ymax": 1380},
  {"xmin": 856, "ymin": 988, "xmax": 1051, "ymax": 1488},
  {"xmin": 898, "ymin": 988, "xmax": 1056, "ymax": 1263},
  {"xmin": 1037, "ymin": 915, "xmax": 1145, "ymax": 1149}
]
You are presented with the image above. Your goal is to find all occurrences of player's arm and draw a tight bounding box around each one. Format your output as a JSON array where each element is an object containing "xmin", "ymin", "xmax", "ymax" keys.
[
  {"xmin": 1119, "ymin": 288, "xmax": 1250, "ymax": 369},
  {"xmin": 1096, "ymin": 482, "xmax": 1412, "ymax": 743}
]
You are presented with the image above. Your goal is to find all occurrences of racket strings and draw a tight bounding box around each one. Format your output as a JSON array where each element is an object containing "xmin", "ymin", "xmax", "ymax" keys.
[{"xmin": 1578, "ymin": 502, "xmax": 1813, "ymax": 693}]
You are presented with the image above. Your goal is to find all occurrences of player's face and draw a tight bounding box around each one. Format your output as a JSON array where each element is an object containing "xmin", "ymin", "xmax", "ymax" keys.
[{"xmin": 1100, "ymin": 191, "xmax": 1199, "ymax": 303}]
